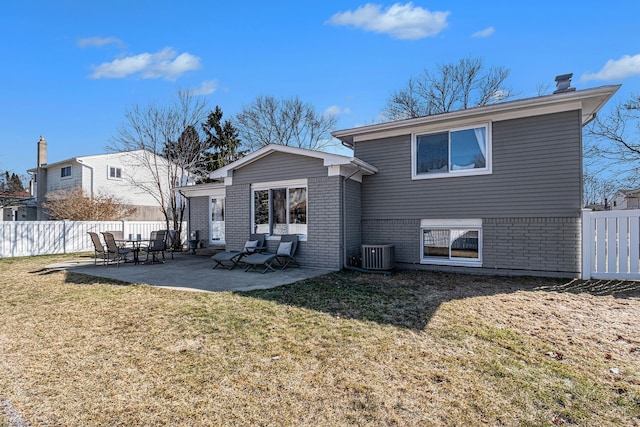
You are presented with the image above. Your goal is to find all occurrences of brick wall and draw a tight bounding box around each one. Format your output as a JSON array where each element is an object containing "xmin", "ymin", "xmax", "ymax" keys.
[
  {"xmin": 225, "ymin": 183, "xmax": 251, "ymax": 251},
  {"xmin": 483, "ymin": 217, "xmax": 580, "ymax": 275},
  {"xmin": 361, "ymin": 216, "xmax": 581, "ymax": 277},
  {"xmin": 305, "ymin": 176, "xmax": 342, "ymax": 269},
  {"xmin": 188, "ymin": 196, "xmax": 210, "ymax": 242}
]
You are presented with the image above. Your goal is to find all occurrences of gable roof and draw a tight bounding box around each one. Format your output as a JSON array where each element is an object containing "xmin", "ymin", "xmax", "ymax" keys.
[
  {"xmin": 332, "ymin": 84, "xmax": 621, "ymax": 146},
  {"xmin": 206, "ymin": 144, "xmax": 378, "ymax": 180}
]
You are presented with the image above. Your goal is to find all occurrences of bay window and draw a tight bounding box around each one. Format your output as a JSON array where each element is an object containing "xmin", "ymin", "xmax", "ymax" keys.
[{"xmin": 413, "ymin": 124, "xmax": 491, "ymax": 179}]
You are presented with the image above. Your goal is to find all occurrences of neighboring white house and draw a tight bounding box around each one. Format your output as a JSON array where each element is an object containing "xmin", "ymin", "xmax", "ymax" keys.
[
  {"xmin": 27, "ymin": 136, "xmax": 178, "ymax": 220},
  {"xmin": 610, "ymin": 189, "xmax": 640, "ymax": 210}
]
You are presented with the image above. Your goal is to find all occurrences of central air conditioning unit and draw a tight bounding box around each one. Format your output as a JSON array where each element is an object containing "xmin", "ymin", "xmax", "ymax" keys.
[{"xmin": 361, "ymin": 244, "xmax": 395, "ymax": 270}]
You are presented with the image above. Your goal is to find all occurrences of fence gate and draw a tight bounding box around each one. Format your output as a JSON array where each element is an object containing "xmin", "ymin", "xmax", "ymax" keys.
[{"xmin": 582, "ymin": 209, "xmax": 640, "ymax": 280}]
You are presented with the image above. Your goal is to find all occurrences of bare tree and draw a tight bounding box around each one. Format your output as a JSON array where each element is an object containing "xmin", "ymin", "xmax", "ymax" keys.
[
  {"xmin": 586, "ymin": 93, "xmax": 640, "ymax": 186},
  {"xmin": 383, "ymin": 57, "xmax": 511, "ymax": 120},
  {"xmin": 110, "ymin": 90, "xmax": 211, "ymax": 247},
  {"xmin": 234, "ymin": 96, "xmax": 337, "ymax": 151},
  {"xmin": 43, "ymin": 187, "xmax": 137, "ymax": 220},
  {"xmin": 583, "ymin": 169, "xmax": 618, "ymax": 207}
]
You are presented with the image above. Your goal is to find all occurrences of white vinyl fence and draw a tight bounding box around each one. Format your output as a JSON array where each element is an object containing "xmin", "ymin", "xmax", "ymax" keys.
[
  {"xmin": 582, "ymin": 209, "xmax": 640, "ymax": 280},
  {"xmin": 0, "ymin": 221, "xmax": 186, "ymax": 258}
]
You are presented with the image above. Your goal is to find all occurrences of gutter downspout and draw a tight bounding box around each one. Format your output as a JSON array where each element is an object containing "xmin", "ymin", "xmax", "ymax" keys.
[{"xmin": 342, "ymin": 165, "xmax": 361, "ymax": 269}]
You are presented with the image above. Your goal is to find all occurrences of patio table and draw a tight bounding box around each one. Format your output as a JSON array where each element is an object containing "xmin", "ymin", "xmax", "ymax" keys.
[{"xmin": 116, "ymin": 236, "xmax": 144, "ymax": 265}]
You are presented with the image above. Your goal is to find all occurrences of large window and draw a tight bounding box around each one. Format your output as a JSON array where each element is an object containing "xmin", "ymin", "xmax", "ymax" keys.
[
  {"xmin": 413, "ymin": 124, "xmax": 490, "ymax": 179},
  {"xmin": 421, "ymin": 219, "xmax": 482, "ymax": 267},
  {"xmin": 253, "ymin": 182, "xmax": 307, "ymax": 237},
  {"xmin": 60, "ymin": 165, "xmax": 71, "ymax": 178}
]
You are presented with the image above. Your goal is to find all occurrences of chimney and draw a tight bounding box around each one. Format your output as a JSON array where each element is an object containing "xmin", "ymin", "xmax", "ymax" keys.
[
  {"xmin": 37, "ymin": 135, "xmax": 47, "ymax": 167},
  {"xmin": 553, "ymin": 73, "xmax": 576, "ymax": 94}
]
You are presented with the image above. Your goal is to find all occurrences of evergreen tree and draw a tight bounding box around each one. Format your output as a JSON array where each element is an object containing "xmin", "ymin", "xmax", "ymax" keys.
[
  {"xmin": 9, "ymin": 173, "xmax": 25, "ymax": 192},
  {"xmin": 202, "ymin": 106, "xmax": 245, "ymax": 172},
  {"xmin": 0, "ymin": 171, "xmax": 25, "ymax": 193}
]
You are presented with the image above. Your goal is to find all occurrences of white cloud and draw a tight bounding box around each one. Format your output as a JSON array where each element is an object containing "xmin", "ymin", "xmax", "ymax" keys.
[
  {"xmin": 327, "ymin": 2, "xmax": 449, "ymax": 40},
  {"xmin": 324, "ymin": 105, "xmax": 351, "ymax": 116},
  {"xmin": 472, "ymin": 27, "xmax": 494, "ymax": 38},
  {"xmin": 193, "ymin": 80, "xmax": 218, "ymax": 95},
  {"xmin": 581, "ymin": 54, "xmax": 640, "ymax": 82},
  {"xmin": 89, "ymin": 47, "xmax": 202, "ymax": 80},
  {"xmin": 77, "ymin": 36, "xmax": 124, "ymax": 48}
]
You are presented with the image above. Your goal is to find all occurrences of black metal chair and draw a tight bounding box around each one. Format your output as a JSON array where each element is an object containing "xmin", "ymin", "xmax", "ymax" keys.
[
  {"xmin": 143, "ymin": 230, "xmax": 167, "ymax": 264},
  {"xmin": 101, "ymin": 231, "xmax": 133, "ymax": 267}
]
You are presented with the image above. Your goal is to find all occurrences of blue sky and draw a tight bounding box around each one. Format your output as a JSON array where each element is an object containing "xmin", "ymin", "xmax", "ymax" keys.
[{"xmin": 1, "ymin": 1, "xmax": 639, "ymax": 178}]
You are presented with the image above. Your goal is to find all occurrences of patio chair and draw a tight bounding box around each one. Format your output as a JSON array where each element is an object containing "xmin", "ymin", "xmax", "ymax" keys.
[
  {"xmin": 105, "ymin": 230, "xmax": 123, "ymax": 240},
  {"xmin": 143, "ymin": 230, "xmax": 168, "ymax": 264},
  {"xmin": 101, "ymin": 231, "xmax": 133, "ymax": 267},
  {"xmin": 212, "ymin": 233, "xmax": 266, "ymax": 270},
  {"xmin": 88, "ymin": 232, "xmax": 107, "ymax": 265},
  {"xmin": 243, "ymin": 234, "xmax": 299, "ymax": 274}
]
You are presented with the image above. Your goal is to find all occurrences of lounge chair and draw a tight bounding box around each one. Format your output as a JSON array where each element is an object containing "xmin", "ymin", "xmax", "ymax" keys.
[
  {"xmin": 101, "ymin": 231, "xmax": 133, "ymax": 267},
  {"xmin": 242, "ymin": 234, "xmax": 299, "ymax": 274},
  {"xmin": 212, "ymin": 233, "xmax": 266, "ymax": 270},
  {"xmin": 143, "ymin": 230, "xmax": 168, "ymax": 264},
  {"xmin": 88, "ymin": 232, "xmax": 107, "ymax": 265}
]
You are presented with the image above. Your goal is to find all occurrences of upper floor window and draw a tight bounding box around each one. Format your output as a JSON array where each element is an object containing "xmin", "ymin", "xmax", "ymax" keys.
[
  {"xmin": 252, "ymin": 180, "xmax": 307, "ymax": 238},
  {"xmin": 60, "ymin": 166, "xmax": 71, "ymax": 178},
  {"xmin": 412, "ymin": 124, "xmax": 491, "ymax": 179},
  {"xmin": 109, "ymin": 166, "xmax": 122, "ymax": 179}
]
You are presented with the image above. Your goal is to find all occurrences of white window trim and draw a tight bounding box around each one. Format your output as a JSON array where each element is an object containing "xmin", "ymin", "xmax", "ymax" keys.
[
  {"xmin": 209, "ymin": 191, "xmax": 226, "ymax": 244},
  {"xmin": 251, "ymin": 178, "xmax": 308, "ymax": 241},
  {"xmin": 411, "ymin": 123, "xmax": 492, "ymax": 180},
  {"xmin": 420, "ymin": 219, "xmax": 482, "ymax": 267},
  {"xmin": 107, "ymin": 165, "xmax": 123, "ymax": 180}
]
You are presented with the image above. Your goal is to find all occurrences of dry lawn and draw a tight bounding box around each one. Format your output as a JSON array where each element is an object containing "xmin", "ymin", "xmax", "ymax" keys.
[{"xmin": 0, "ymin": 254, "xmax": 639, "ymax": 426}]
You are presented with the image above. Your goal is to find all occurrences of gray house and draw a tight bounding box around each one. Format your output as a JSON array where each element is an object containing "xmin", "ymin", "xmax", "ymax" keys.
[{"xmin": 179, "ymin": 83, "xmax": 619, "ymax": 277}]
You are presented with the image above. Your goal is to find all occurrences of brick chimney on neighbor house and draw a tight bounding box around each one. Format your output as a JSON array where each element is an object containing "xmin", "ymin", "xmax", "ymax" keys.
[
  {"xmin": 33, "ymin": 135, "xmax": 49, "ymax": 219},
  {"xmin": 37, "ymin": 135, "xmax": 47, "ymax": 167}
]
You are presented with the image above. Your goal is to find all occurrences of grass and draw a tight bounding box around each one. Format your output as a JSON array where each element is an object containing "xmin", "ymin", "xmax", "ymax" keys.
[{"xmin": 0, "ymin": 254, "xmax": 639, "ymax": 426}]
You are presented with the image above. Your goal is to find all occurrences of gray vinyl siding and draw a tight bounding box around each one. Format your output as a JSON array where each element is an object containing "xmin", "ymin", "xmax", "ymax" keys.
[
  {"xmin": 355, "ymin": 110, "xmax": 582, "ymax": 219},
  {"xmin": 232, "ymin": 152, "xmax": 328, "ymax": 184}
]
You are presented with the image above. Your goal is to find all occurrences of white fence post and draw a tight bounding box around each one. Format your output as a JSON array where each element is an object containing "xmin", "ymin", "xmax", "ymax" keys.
[{"xmin": 581, "ymin": 208, "xmax": 593, "ymax": 280}]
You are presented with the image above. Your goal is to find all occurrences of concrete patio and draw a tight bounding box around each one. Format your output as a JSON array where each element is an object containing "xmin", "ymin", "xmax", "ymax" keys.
[{"xmin": 47, "ymin": 252, "xmax": 334, "ymax": 293}]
